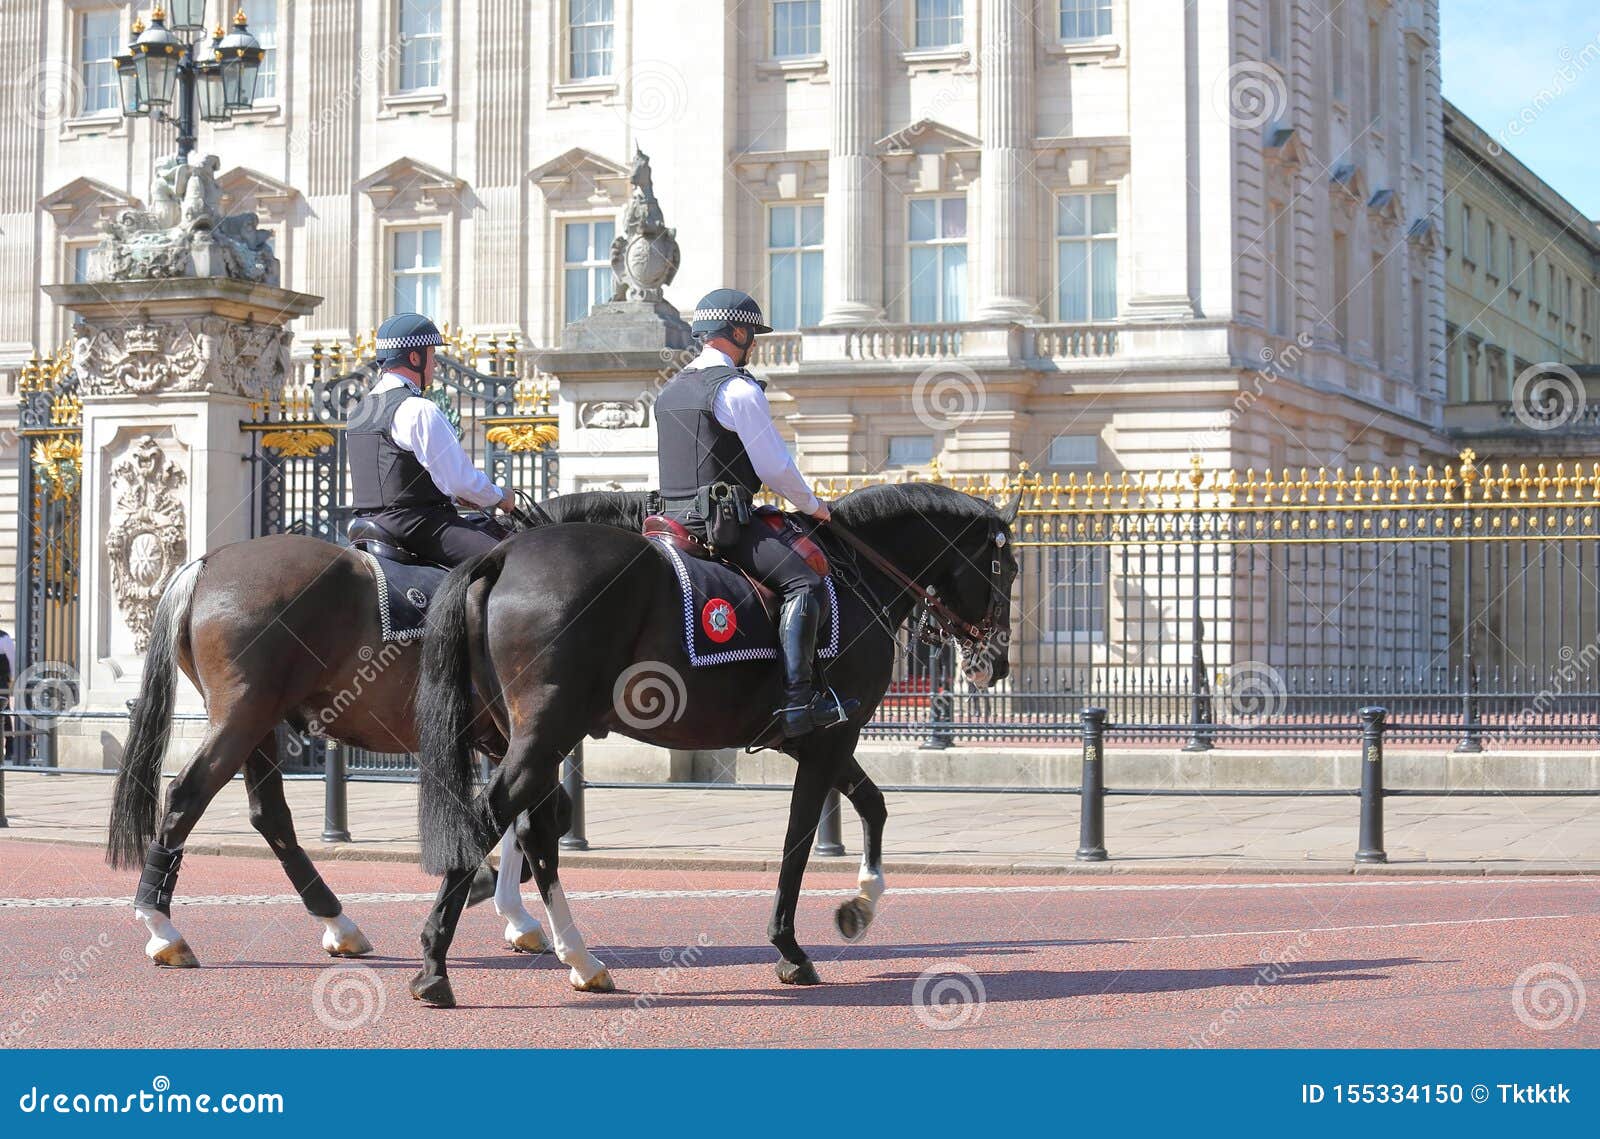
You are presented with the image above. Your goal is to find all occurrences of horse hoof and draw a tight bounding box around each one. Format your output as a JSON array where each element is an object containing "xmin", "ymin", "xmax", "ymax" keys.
[
  {"xmin": 148, "ymin": 939, "xmax": 199, "ymax": 969},
  {"xmin": 322, "ymin": 927, "xmax": 374, "ymax": 958},
  {"xmin": 408, "ymin": 972, "xmax": 456, "ymax": 1009},
  {"xmin": 834, "ymin": 898, "xmax": 874, "ymax": 942},
  {"xmin": 571, "ymin": 967, "xmax": 615, "ymax": 993},
  {"xmin": 505, "ymin": 926, "xmax": 549, "ymax": 954},
  {"xmin": 776, "ymin": 959, "xmax": 821, "ymax": 986}
]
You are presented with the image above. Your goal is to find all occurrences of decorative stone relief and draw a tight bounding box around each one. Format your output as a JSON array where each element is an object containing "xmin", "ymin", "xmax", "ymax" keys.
[
  {"xmin": 75, "ymin": 318, "xmax": 289, "ymax": 399},
  {"xmin": 105, "ymin": 436, "xmax": 188, "ymax": 653},
  {"xmin": 578, "ymin": 400, "xmax": 650, "ymax": 429}
]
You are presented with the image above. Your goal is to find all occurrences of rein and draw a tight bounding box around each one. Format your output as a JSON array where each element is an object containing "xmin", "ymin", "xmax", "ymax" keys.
[{"xmin": 822, "ymin": 518, "xmax": 997, "ymax": 646}]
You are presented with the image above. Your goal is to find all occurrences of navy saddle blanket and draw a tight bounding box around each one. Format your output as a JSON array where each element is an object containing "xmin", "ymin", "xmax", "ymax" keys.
[
  {"xmin": 355, "ymin": 550, "xmax": 446, "ymax": 643},
  {"xmin": 648, "ymin": 536, "xmax": 840, "ymax": 668}
]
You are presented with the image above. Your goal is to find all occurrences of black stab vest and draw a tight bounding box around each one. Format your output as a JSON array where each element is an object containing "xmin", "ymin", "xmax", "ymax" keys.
[
  {"xmin": 346, "ymin": 385, "xmax": 453, "ymax": 512},
  {"xmin": 655, "ymin": 366, "xmax": 763, "ymax": 502}
]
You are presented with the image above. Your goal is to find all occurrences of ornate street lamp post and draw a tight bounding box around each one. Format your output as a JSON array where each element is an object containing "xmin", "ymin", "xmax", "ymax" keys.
[{"xmin": 113, "ymin": 4, "xmax": 264, "ymax": 161}]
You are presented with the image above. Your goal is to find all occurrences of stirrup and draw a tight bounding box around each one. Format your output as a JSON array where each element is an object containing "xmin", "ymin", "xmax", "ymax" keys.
[{"xmin": 779, "ymin": 688, "xmax": 858, "ymax": 738}]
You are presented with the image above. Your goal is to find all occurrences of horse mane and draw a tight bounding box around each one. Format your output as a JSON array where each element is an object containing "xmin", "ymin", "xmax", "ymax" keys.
[
  {"xmin": 534, "ymin": 489, "xmax": 653, "ymax": 531},
  {"xmin": 830, "ymin": 481, "xmax": 998, "ymax": 531}
]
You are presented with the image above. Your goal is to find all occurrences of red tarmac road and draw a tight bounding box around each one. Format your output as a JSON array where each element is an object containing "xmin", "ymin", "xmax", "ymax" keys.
[{"xmin": 1, "ymin": 838, "xmax": 1597, "ymax": 1048}]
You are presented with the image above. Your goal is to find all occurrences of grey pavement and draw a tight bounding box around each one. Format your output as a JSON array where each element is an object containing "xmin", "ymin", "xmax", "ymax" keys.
[{"xmin": 2, "ymin": 768, "xmax": 1598, "ymax": 875}]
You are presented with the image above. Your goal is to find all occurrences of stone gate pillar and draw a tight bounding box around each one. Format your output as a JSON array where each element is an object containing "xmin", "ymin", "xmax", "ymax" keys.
[{"xmin": 42, "ymin": 152, "xmax": 319, "ymax": 767}]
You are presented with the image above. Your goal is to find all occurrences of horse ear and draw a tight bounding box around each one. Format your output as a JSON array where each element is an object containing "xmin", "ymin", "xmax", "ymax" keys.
[{"xmin": 1002, "ymin": 493, "xmax": 1022, "ymax": 526}]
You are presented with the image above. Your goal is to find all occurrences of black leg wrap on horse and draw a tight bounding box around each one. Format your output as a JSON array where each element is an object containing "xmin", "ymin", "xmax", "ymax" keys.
[
  {"xmin": 134, "ymin": 841, "xmax": 184, "ymax": 916},
  {"xmin": 279, "ymin": 846, "xmax": 342, "ymax": 918}
]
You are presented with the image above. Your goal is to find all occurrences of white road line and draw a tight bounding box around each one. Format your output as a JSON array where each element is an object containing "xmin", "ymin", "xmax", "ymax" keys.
[{"xmin": 1, "ymin": 876, "xmax": 1595, "ymax": 909}]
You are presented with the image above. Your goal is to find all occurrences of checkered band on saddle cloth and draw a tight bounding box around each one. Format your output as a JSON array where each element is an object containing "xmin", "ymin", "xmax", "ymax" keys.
[
  {"xmin": 355, "ymin": 551, "xmax": 446, "ymax": 643},
  {"xmin": 647, "ymin": 536, "xmax": 841, "ymax": 668}
]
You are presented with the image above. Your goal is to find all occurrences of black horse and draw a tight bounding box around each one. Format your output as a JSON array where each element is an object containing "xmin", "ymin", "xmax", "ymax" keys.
[{"xmin": 411, "ymin": 481, "xmax": 1019, "ymax": 1007}]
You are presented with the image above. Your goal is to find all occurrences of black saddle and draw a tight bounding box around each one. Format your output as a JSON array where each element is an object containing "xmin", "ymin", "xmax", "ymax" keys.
[{"xmin": 347, "ymin": 516, "xmax": 443, "ymax": 568}]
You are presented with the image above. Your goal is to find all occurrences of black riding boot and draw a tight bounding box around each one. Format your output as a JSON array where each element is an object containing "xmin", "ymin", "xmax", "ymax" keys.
[{"xmin": 778, "ymin": 592, "xmax": 852, "ymax": 738}]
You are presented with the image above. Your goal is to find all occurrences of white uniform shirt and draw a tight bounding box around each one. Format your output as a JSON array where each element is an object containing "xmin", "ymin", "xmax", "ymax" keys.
[
  {"xmin": 693, "ymin": 345, "xmax": 821, "ymax": 515},
  {"xmin": 368, "ymin": 371, "xmax": 503, "ymax": 509}
]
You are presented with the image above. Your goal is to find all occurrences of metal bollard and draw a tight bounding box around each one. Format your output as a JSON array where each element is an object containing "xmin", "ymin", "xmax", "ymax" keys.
[
  {"xmin": 560, "ymin": 743, "xmax": 588, "ymax": 850},
  {"xmin": 1356, "ymin": 706, "xmax": 1387, "ymax": 864},
  {"xmin": 1076, "ymin": 707, "xmax": 1109, "ymax": 862},
  {"xmin": 321, "ymin": 740, "xmax": 351, "ymax": 843},
  {"xmin": 815, "ymin": 788, "xmax": 845, "ymax": 856}
]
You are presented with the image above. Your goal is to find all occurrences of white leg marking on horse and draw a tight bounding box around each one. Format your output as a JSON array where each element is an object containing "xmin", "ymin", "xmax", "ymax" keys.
[
  {"xmin": 135, "ymin": 904, "xmax": 196, "ymax": 966},
  {"xmin": 319, "ymin": 912, "xmax": 373, "ymax": 956},
  {"xmin": 857, "ymin": 863, "xmax": 886, "ymax": 916},
  {"xmin": 542, "ymin": 881, "xmax": 608, "ymax": 989},
  {"xmin": 493, "ymin": 827, "xmax": 547, "ymax": 952}
]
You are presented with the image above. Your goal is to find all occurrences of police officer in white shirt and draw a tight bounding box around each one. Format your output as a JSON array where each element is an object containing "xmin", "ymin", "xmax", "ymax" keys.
[
  {"xmin": 656, "ymin": 289, "xmax": 849, "ymax": 737},
  {"xmin": 345, "ymin": 313, "xmax": 517, "ymax": 566}
]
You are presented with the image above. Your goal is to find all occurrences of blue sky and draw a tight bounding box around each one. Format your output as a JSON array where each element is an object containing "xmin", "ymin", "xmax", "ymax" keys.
[{"xmin": 1440, "ymin": 0, "xmax": 1600, "ymax": 217}]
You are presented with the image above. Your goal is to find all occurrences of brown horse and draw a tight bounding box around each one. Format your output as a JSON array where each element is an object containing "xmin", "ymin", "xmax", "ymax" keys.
[{"xmin": 103, "ymin": 494, "xmax": 640, "ymax": 968}]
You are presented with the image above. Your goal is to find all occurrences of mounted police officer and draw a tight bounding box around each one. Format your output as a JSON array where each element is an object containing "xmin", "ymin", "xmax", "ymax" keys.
[
  {"xmin": 346, "ymin": 313, "xmax": 517, "ymax": 566},
  {"xmin": 656, "ymin": 289, "xmax": 849, "ymax": 738}
]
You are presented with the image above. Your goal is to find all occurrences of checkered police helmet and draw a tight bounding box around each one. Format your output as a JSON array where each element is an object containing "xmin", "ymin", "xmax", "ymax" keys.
[
  {"xmin": 375, "ymin": 313, "xmax": 445, "ymax": 368},
  {"xmin": 690, "ymin": 289, "xmax": 773, "ymax": 339}
]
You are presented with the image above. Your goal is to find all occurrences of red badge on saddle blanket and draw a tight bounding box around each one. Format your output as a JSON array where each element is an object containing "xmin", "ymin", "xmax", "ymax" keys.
[{"xmin": 702, "ymin": 598, "xmax": 737, "ymax": 643}]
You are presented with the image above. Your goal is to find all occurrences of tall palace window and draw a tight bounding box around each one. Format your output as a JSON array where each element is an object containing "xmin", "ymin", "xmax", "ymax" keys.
[
  {"xmin": 397, "ymin": 0, "xmax": 443, "ymax": 91},
  {"xmin": 563, "ymin": 219, "xmax": 615, "ymax": 325},
  {"xmin": 1056, "ymin": 192, "xmax": 1118, "ymax": 321},
  {"xmin": 390, "ymin": 228, "xmax": 441, "ymax": 316},
  {"xmin": 568, "ymin": 0, "xmax": 615, "ymax": 80},
  {"xmin": 772, "ymin": 1, "xmax": 821, "ymax": 58},
  {"xmin": 767, "ymin": 204, "xmax": 823, "ymax": 330},
  {"xmin": 914, "ymin": 0, "xmax": 963, "ymax": 48},
  {"xmin": 908, "ymin": 197, "xmax": 967, "ymax": 322}
]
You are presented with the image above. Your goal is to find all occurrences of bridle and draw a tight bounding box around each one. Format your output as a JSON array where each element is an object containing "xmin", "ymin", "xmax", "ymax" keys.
[{"xmin": 824, "ymin": 519, "xmax": 1010, "ymax": 653}]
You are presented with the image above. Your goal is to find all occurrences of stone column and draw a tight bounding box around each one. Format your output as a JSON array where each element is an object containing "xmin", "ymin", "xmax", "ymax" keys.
[
  {"xmin": 820, "ymin": 0, "xmax": 883, "ymax": 325},
  {"xmin": 975, "ymin": 0, "xmax": 1036, "ymax": 322},
  {"xmin": 1124, "ymin": 0, "xmax": 1197, "ymax": 320},
  {"xmin": 42, "ymin": 279, "xmax": 319, "ymax": 766}
]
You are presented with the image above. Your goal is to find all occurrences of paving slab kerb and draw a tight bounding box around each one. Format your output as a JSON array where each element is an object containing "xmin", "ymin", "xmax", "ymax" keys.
[{"xmin": 3, "ymin": 770, "xmax": 1598, "ymax": 875}]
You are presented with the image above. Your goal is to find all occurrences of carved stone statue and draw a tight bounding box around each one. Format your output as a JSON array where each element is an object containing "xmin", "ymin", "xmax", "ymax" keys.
[
  {"xmin": 609, "ymin": 147, "xmax": 680, "ymax": 305},
  {"xmin": 96, "ymin": 150, "xmax": 280, "ymax": 286}
]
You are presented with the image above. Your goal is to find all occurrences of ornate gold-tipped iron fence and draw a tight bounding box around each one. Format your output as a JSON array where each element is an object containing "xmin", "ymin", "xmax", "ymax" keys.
[
  {"xmin": 12, "ymin": 346, "xmax": 82, "ymax": 749},
  {"xmin": 821, "ymin": 452, "xmax": 1600, "ymax": 747}
]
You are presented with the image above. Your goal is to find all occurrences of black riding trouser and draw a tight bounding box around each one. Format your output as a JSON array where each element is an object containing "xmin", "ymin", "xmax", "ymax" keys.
[{"xmin": 366, "ymin": 505, "xmax": 505, "ymax": 568}]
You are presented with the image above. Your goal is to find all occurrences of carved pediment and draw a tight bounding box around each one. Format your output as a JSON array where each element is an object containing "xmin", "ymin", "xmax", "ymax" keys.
[
  {"xmin": 1368, "ymin": 188, "xmax": 1403, "ymax": 227},
  {"xmin": 1263, "ymin": 123, "xmax": 1306, "ymax": 168},
  {"xmin": 877, "ymin": 119, "xmax": 982, "ymax": 156},
  {"xmin": 40, "ymin": 177, "xmax": 140, "ymax": 233},
  {"xmin": 356, "ymin": 156, "xmax": 468, "ymax": 212},
  {"xmin": 217, "ymin": 166, "xmax": 302, "ymax": 221},
  {"xmin": 1407, "ymin": 216, "xmax": 1441, "ymax": 250},
  {"xmin": 528, "ymin": 148, "xmax": 631, "ymax": 206}
]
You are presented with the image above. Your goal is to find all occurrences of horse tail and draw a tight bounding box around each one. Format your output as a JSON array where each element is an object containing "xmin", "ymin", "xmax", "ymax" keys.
[
  {"xmin": 417, "ymin": 547, "xmax": 505, "ymax": 875},
  {"xmin": 107, "ymin": 557, "xmax": 204, "ymax": 869}
]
